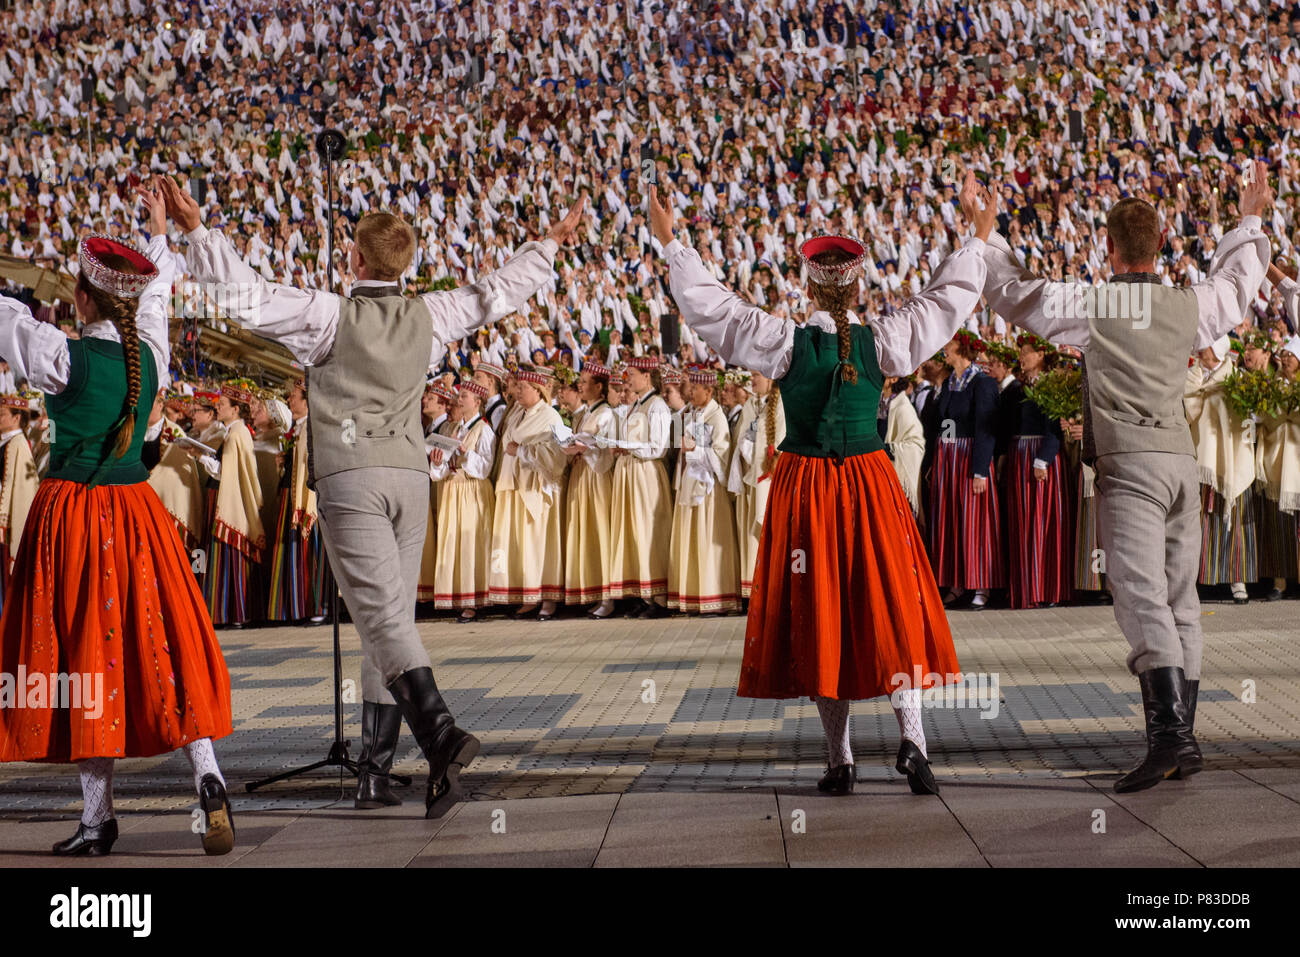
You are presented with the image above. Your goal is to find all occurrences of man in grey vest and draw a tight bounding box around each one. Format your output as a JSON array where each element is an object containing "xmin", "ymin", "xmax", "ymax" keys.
[
  {"xmin": 976, "ymin": 162, "xmax": 1272, "ymax": 793},
  {"xmin": 163, "ymin": 176, "xmax": 586, "ymax": 817}
]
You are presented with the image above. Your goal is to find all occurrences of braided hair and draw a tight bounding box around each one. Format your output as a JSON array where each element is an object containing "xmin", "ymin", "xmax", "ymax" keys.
[
  {"xmin": 76, "ymin": 251, "xmax": 143, "ymax": 459},
  {"xmin": 807, "ymin": 249, "xmax": 860, "ymax": 384},
  {"xmin": 763, "ymin": 384, "xmax": 781, "ymax": 473}
]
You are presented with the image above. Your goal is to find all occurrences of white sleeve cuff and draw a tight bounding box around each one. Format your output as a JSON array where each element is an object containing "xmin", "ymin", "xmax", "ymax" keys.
[
  {"xmin": 1241, "ymin": 215, "xmax": 1262, "ymax": 231},
  {"xmin": 662, "ymin": 238, "xmax": 685, "ymax": 259},
  {"xmin": 185, "ymin": 224, "xmax": 210, "ymax": 243}
]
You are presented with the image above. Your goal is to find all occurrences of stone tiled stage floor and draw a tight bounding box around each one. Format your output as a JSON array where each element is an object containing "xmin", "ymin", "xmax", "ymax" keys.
[{"xmin": 2, "ymin": 601, "xmax": 1298, "ymax": 866}]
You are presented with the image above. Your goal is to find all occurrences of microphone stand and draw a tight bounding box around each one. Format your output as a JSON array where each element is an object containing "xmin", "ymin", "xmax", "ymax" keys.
[{"xmin": 246, "ymin": 129, "xmax": 410, "ymax": 795}]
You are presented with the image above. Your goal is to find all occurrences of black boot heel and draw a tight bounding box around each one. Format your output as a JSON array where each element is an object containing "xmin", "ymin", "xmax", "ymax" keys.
[
  {"xmin": 53, "ymin": 819, "xmax": 119, "ymax": 856},
  {"xmin": 198, "ymin": 774, "xmax": 236, "ymax": 856},
  {"xmin": 896, "ymin": 740, "xmax": 940, "ymax": 795},
  {"xmin": 817, "ymin": 764, "xmax": 854, "ymax": 795}
]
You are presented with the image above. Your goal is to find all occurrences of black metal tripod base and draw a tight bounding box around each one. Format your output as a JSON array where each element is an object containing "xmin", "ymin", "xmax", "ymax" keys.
[{"xmin": 245, "ymin": 740, "xmax": 413, "ymax": 793}]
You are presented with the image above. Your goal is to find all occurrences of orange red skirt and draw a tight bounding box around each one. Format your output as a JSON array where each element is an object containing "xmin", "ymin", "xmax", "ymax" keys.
[
  {"xmin": 0, "ymin": 479, "xmax": 232, "ymax": 763},
  {"xmin": 740, "ymin": 450, "xmax": 960, "ymax": 701}
]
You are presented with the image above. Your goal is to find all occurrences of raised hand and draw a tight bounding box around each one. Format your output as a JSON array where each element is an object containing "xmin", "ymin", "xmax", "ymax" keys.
[
  {"xmin": 1240, "ymin": 159, "xmax": 1273, "ymax": 219},
  {"xmin": 959, "ymin": 170, "xmax": 997, "ymax": 241},
  {"xmin": 649, "ymin": 185, "xmax": 675, "ymax": 247},
  {"xmin": 158, "ymin": 174, "xmax": 203, "ymax": 232},
  {"xmin": 546, "ymin": 196, "xmax": 588, "ymax": 246},
  {"xmin": 138, "ymin": 177, "xmax": 166, "ymax": 237}
]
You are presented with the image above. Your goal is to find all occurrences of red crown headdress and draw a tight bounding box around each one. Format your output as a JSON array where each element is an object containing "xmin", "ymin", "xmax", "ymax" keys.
[
  {"xmin": 800, "ymin": 235, "xmax": 867, "ymax": 287},
  {"xmin": 78, "ymin": 236, "xmax": 157, "ymax": 298}
]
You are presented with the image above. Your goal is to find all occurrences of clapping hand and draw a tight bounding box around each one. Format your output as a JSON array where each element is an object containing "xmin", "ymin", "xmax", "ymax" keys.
[
  {"xmin": 138, "ymin": 177, "xmax": 166, "ymax": 237},
  {"xmin": 546, "ymin": 196, "xmax": 588, "ymax": 246},
  {"xmin": 648, "ymin": 185, "xmax": 675, "ymax": 247},
  {"xmin": 1240, "ymin": 160, "xmax": 1274, "ymax": 219},
  {"xmin": 959, "ymin": 170, "xmax": 997, "ymax": 242},
  {"xmin": 158, "ymin": 175, "xmax": 203, "ymax": 233}
]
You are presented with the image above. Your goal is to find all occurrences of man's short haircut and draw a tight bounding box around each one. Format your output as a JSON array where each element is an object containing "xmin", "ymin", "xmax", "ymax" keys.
[
  {"xmin": 355, "ymin": 211, "xmax": 417, "ymax": 281},
  {"xmin": 1106, "ymin": 198, "xmax": 1161, "ymax": 266}
]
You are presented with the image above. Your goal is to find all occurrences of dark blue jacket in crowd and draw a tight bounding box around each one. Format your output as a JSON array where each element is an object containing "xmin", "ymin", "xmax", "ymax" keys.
[
  {"xmin": 1011, "ymin": 386, "xmax": 1063, "ymax": 465},
  {"xmin": 935, "ymin": 370, "xmax": 998, "ymax": 478}
]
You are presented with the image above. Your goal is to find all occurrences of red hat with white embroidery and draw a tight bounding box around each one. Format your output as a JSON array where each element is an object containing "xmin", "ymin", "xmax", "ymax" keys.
[{"xmin": 78, "ymin": 236, "xmax": 158, "ymax": 298}]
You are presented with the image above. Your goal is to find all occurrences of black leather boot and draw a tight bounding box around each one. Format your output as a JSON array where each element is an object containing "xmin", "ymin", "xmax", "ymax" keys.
[
  {"xmin": 355, "ymin": 701, "xmax": 403, "ymax": 809},
  {"xmin": 1172, "ymin": 677, "xmax": 1203, "ymax": 779},
  {"xmin": 387, "ymin": 668, "xmax": 481, "ymax": 819},
  {"xmin": 896, "ymin": 740, "xmax": 939, "ymax": 795},
  {"xmin": 1115, "ymin": 667, "xmax": 1196, "ymax": 793},
  {"xmin": 53, "ymin": 818, "xmax": 118, "ymax": 856},
  {"xmin": 817, "ymin": 764, "xmax": 854, "ymax": 795}
]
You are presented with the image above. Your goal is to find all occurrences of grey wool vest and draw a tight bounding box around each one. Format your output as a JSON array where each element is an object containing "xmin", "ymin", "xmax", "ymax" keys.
[
  {"xmin": 1082, "ymin": 275, "xmax": 1197, "ymax": 463},
  {"xmin": 307, "ymin": 285, "xmax": 432, "ymax": 485}
]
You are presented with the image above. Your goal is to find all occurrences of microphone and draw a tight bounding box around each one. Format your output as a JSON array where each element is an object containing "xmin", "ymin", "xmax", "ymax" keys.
[{"xmin": 316, "ymin": 129, "xmax": 346, "ymax": 162}]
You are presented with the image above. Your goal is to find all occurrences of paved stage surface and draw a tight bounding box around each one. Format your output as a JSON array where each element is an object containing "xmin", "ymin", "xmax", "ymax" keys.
[{"xmin": 2, "ymin": 600, "xmax": 1298, "ymax": 867}]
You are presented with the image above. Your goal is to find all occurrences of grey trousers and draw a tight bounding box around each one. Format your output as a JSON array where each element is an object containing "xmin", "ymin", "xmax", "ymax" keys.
[
  {"xmin": 315, "ymin": 467, "xmax": 433, "ymax": 704},
  {"xmin": 1094, "ymin": 451, "xmax": 1203, "ymax": 680}
]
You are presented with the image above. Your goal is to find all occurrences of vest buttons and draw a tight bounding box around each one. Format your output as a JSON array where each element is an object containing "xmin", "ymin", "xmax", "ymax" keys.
[
  {"xmin": 366, "ymin": 429, "xmax": 373, "ymax": 435},
  {"xmin": 389, "ymin": 430, "xmax": 395, "ymax": 435}
]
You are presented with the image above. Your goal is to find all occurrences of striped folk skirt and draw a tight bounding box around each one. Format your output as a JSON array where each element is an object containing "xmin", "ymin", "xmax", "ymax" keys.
[
  {"xmin": 0, "ymin": 479, "xmax": 232, "ymax": 762},
  {"xmin": 203, "ymin": 536, "xmax": 262, "ymax": 626},
  {"xmin": 1004, "ymin": 437, "xmax": 1074, "ymax": 608},
  {"xmin": 929, "ymin": 437, "xmax": 1005, "ymax": 591},
  {"xmin": 740, "ymin": 450, "xmax": 959, "ymax": 701},
  {"xmin": 266, "ymin": 491, "xmax": 331, "ymax": 622},
  {"xmin": 1073, "ymin": 469, "xmax": 1105, "ymax": 591},
  {"xmin": 1197, "ymin": 485, "xmax": 1257, "ymax": 585},
  {"xmin": 1254, "ymin": 482, "xmax": 1299, "ymax": 581}
]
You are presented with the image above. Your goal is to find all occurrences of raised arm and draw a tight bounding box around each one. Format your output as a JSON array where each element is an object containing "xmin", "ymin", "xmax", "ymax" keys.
[
  {"xmin": 660, "ymin": 238, "xmax": 794, "ymax": 379},
  {"xmin": 1190, "ymin": 215, "xmax": 1269, "ymax": 350},
  {"xmin": 871, "ymin": 239, "xmax": 989, "ymax": 376},
  {"xmin": 1195, "ymin": 161, "xmax": 1273, "ymax": 349},
  {"xmin": 418, "ymin": 197, "xmax": 586, "ymax": 373},
  {"xmin": 0, "ymin": 294, "xmax": 68, "ymax": 394},
  {"xmin": 981, "ymin": 230, "xmax": 1090, "ymax": 348},
  {"xmin": 163, "ymin": 176, "xmax": 340, "ymax": 366}
]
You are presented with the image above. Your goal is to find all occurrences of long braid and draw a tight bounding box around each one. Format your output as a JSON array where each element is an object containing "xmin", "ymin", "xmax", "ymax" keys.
[
  {"xmin": 111, "ymin": 308, "xmax": 143, "ymax": 457},
  {"xmin": 78, "ymin": 272, "xmax": 142, "ymax": 458},
  {"xmin": 763, "ymin": 384, "xmax": 781, "ymax": 473},
  {"xmin": 810, "ymin": 278, "xmax": 858, "ymax": 384}
]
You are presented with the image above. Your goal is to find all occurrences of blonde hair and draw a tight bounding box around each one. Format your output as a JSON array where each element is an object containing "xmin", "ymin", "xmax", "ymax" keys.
[{"xmin": 355, "ymin": 211, "xmax": 417, "ymax": 281}]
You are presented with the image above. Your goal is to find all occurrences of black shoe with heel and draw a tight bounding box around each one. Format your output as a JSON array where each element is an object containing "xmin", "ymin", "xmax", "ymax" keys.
[
  {"xmin": 53, "ymin": 819, "xmax": 118, "ymax": 857},
  {"xmin": 896, "ymin": 740, "xmax": 939, "ymax": 795},
  {"xmin": 198, "ymin": 774, "xmax": 235, "ymax": 855},
  {"xmin": 387, "ymin": 667, "xmax": 481, "ymax": 819},
  {"xmin": 816, "ymin": 764, "xmax": 855, "ymax": 795},
  {"xmin": 355, "ymin": 701, "xmax": 404, "ymax": 809}
]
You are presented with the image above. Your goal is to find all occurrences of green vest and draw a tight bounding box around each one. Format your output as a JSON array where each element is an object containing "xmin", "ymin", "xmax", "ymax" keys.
[
  {"xmin": 778, "ymin": 323, "xmax": 885, "ymax": 459},
  {"xmin": 45, "ymin": 337, "xmax": 157, "ymax": 487}
]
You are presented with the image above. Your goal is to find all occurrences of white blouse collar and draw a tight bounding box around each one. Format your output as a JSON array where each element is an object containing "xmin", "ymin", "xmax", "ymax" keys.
[{"xmin": 806, "ymin": 310, "xmax": 861, "ymax": 333}]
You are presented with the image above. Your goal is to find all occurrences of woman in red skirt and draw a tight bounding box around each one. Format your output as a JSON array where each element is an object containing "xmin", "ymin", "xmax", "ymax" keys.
[
  {"xmin": 930, "ymin": 329, "xmax": 1005, "ymax": 610},
  {"xmin": 0, "ymin": 181, "xmax": 234, "ymax": 856},
  {"xmin": 1004, "ymin": 333, "xmax": 1075, "ymax": 608},
  {"xmin": 650, "ymin": 177, "xmax": 996, "ymax": 795}
]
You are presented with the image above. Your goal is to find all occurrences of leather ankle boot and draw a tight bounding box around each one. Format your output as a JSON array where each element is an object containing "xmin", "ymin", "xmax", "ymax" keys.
[
  {"xmin": 387, "ymin": 668, "xmax": 481, "ymax": 819},
  {"xmin": 1172, "ymin": 677, "xmax": 1203, "ymax": 779},
  {"xmin": 53, "ymin": 818, "xmax": 118, "ymax": 856},
  {"xmin": 1115, "ymin": 667, "xmax": 1197, "ymax": 793},
  {"xmin": 896, "ymin": 739, "xmax": 939, "ymax": 795},
  {"xmin": 355, "ymin": 701, "xmax": 404, "ymax": 809},
  {"xmin": 817, "ymin": 764, "xmax": 854, "ymax": 795}
]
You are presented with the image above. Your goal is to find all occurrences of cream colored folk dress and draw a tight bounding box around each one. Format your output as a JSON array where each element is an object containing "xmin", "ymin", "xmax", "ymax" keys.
[
  {"xmin": 429, "ymin": 414, "xmax": 497, "ymax": 608},
  {"xmin": 668, "ymin": 398, "xmax": 741, "ymax": 613},
  {"xmin": 728, "ymin": 390, "xmax": 786, "ymax": 597},
  {"xmin": 606, "ymin": 389, "xmax": 672, "ymax": 600},
  {"xmin": 490, "ymin": 401, "xmax": 567, "ymax": 603},
  {"xmin": 563, "ymin": 399, "xmax": 618, "ymax": 604}
]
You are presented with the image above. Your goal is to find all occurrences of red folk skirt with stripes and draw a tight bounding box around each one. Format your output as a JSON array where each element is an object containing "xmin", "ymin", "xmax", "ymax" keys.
[
  {"xmin": 929, "ymin": 437, "xmax": 1005, "ymax": 591},
  {"xmin": 1004, "ymin": 436, "xmax": 1075, "ymax": 608},
  {"xmin": 0, "ymin": 479, "xmax": 233, "ymax": 763},
  {"xmin": 739, "ymin": 450, "xmax": 960, "ymax": 701}
]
